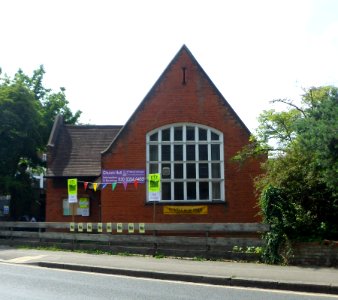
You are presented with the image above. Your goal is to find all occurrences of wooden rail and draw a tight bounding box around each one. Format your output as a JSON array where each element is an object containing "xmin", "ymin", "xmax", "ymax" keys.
[{"xmin": 0, "ymin": 222, "xmax": 269, "ymax": 260}]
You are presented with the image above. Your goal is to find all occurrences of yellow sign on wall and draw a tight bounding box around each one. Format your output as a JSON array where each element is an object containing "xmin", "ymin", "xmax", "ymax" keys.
[{"xmin": 163, "ymin": 205, "xmax": 208, "ymax": 215}]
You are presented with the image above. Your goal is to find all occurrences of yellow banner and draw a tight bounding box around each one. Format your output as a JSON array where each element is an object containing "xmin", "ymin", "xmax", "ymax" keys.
[{"xmin": 163, "ymin": 205, "xmax": 208, "ymax": 215}]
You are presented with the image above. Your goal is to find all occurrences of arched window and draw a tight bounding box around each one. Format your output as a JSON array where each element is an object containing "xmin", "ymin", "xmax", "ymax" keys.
[{"xmin": 146, "ymin": 123, "xmax": 225, "ymax": 202}]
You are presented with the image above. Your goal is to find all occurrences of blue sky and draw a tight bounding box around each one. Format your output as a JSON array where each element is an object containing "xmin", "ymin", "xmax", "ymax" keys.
[{"xmin": 1, "ymin": 0, "xmax": 337, "ymax": 131}]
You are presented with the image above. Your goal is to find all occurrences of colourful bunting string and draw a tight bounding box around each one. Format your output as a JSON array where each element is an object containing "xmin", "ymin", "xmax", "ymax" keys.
[{"xmin": 76, "ymin": 179, "xmax": 144, "ymax": 192}]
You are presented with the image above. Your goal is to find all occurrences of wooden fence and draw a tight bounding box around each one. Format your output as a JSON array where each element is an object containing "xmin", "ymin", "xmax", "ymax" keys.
[{"xmin": 0, "ymin": 222, "xmax": 269, "ymax": 260}]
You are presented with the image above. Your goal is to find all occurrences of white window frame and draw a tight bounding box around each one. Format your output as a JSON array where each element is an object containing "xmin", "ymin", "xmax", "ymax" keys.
[{"xmin": 146, "ymin": 123, "xmax": 225, "ymax": 203}]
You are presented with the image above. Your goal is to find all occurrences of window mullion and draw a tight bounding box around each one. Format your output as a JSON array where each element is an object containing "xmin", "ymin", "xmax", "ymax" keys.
[
  {"xmin": 208, "ymin": 141, "xmax": 212, "ymax": 201},
  {"xmin": 196, "ymin": 131, "xmax": 200, "ymax": 201},
  {"xmin": 183, "ymin": 141, "xmax": 187, "ymax": 201}
]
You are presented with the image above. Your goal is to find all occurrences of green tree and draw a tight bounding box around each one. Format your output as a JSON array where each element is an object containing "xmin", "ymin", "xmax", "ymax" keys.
[
  {"xmin": 0, "ymin": 81, "xmax": 42, "ymax": 177},
  {"xmin": 0, "ymin": 66, "xmax": 81, "ymax": 219},
  {"xmin": 12, "ymin": 66, "xmax": 81, "ymax": 143},
  {"xmin": 235, "ymin": 86, "xmax": 338, "ymax": 263}
]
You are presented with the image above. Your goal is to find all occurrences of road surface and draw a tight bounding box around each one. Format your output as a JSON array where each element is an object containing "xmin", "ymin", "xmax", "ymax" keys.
[{"xmin": 0, "ymin": 263, "xmax": 336, "ymax": 300}]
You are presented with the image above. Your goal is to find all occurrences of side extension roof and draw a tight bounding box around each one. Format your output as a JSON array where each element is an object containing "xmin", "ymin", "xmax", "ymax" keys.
[{"xmin": 47, "ymin": 115, "xmax": 122, "ymax": 177}]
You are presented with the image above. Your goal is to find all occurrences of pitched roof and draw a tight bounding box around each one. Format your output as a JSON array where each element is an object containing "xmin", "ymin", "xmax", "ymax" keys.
[
  {"xmin": 47, "ymin": 116, "xmax": 122, "ymax": 177},
  {"xmin": 102, "ymin": 44, "xmax": 250, "ymax": 155}
]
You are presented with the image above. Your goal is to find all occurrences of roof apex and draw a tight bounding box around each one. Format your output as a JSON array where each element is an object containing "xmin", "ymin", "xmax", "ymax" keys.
[{"xmin": 102, "ymin": 45, "xmax": 250, "ymax": 154}]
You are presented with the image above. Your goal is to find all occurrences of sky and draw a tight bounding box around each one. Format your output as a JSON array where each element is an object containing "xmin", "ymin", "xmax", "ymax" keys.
[{"xmin": 1, "ymin": 0, "xmax": 337, "ymax": 131}]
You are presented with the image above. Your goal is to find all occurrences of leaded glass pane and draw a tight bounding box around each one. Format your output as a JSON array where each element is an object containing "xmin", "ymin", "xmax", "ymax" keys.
[
  {"xmin": 174, "ymin": 164, "xmax": 183, "ymax": 178},
  {"xmin": 211, "ymin": 163, "xmax": 220, "ymax": 178},
  {"xmin": 211, "ymin": 132, "xmax": 219, "ymax": 140},
  {"xmin": 174, "ymin": 145, "xmax": 183, "ymax": 160},
  {"xmin": 211, "ymin": 144, "xmax": 220, "ymax": 160},
  {"xmin": 149, "ymin": 145, "xmax": 158, "ymax": 161},
  {"xmin": 161, "ymin": 145, "xmax": 171, "ymax": 161},
  {"xmin": 199, "ymin": 182, "xmax": 209, "ymax": 200},
  {"xmin": 174, "ymin": 182, "xmax": 184, "ymax": 200},
  {"xmin": 187, "ymin": 163, "xmax": 196, "ymax": 178},
  {"xmin": 174, "ymin": 127, "xmax": 183, "ymax": 141},
  {"xmin": 162, "ymin": 182, "xmax": 171, "ymax": 200},
  {"xmin": 187, "ymin": 182, "xmax": 196, "ymax": 200},
  {"xmin": 162, "ymin": 128, "xmax": 170, "ymax": 141},
  {"xmin": 150, "ymin": 132, "xmax": 158, "ymax": 141},
  {"xmin": 199, "ymin": 163, "xmax": 208, "ymax": 178},
  {"xmin": 199, "ymin": 145, "xmax": 208, "ymax": 160},
  {"xmin": 149, "ymin": 164, "xmax": 158, "ymax": 173},
  {"xmin": 199, "ymin": 128, "xmax": 207, "ymax": 140},
  {"xmin": 212, "ymin": 182, "xmax": 221, "ymax": 199},
  {"xmin": 186, "ymin": 145, "xmax": 195, "ymax": 160},
  {"xmin": 186, "ymin": 126, "xmax": 195, "ymax": 141}
]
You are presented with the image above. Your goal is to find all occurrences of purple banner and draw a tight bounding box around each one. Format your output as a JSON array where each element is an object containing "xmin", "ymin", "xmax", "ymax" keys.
[{"xmin": 102, "ymin": 169, "xmax": 145, "ymax": 184}]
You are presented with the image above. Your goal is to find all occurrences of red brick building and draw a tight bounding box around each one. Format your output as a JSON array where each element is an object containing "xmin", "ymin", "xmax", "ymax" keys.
[{"xmin": 46, "ymin": 45, "xmax": 263, "ymax": 223}]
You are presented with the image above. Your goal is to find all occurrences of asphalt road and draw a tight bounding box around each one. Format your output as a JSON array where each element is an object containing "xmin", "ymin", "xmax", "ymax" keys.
[{"xmin": 0, "ymin": 263, "xmax": 336, "ymax": 300}]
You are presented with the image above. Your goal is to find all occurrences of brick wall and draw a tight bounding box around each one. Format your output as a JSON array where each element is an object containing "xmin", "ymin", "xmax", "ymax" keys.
[
  {"xmin": 290, "ymin": 241, "xmax": 338, "ymax": 267},
  {"xmin": 46, "ymin": 178, "xmax": 101, "ymax": 222},
  {"xmin": 101, "ymin": 48, "xmax": 264, "ymax": 223}
]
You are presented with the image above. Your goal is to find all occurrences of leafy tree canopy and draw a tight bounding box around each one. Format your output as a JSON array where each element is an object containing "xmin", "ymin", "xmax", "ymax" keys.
[
  {"xmin": 234, "ymin": 86, "xmax": 338, "ymax": 263},
  {"xmin": 0, "ymin": 66, "xmax": 81, "ymax": 218}
]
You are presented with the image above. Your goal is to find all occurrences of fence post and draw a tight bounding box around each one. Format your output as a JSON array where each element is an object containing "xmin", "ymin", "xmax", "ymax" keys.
[
  {"xmin": 205, "ymin": 231, "xmax": 210, "ymax": 254},
  {"xmin": 39, "ymin": 226, "xmax": 42, "ymax": 243},
  {"xmin": 153, "ymin": 229, "xmax": 157, "ymax": 256}
]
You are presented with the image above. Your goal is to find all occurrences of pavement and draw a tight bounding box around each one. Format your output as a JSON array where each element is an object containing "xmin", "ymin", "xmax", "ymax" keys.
[{"xmin": 0, "ymin": 245, "xmax": 337, "ymax": 295}]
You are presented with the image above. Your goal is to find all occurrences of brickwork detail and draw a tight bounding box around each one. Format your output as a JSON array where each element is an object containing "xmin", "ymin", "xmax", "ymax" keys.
[
  {"xmin": 290, "ymin": 242, "xmax": 338, "ymax": 267},
  {"xmin": 100, "ymin": 48, "xmax": 264, "ymax": 223}
]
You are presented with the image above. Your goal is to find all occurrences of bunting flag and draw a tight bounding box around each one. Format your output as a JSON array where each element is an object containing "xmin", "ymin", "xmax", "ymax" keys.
[
  {"xmin": 134, "ymin": 180, "xmax": 138, "ymax": 189},
  {"xmin": 84, "ymin": 182, "xmax": 88, "ymax": 190},
  {"xmin": 101, "ymin": 184, "xmax": 107, "ymax": 190},
  {"xmin": 123, "ymin": 181, "xmax": 128, "ymax": 190},
  {"xmin": 93, "ymin": 183, "xmax": 98, "ymax": 192},
  {"xmin": 112, "ymin": 182, "xmax": 117, "ymax": 191}
]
